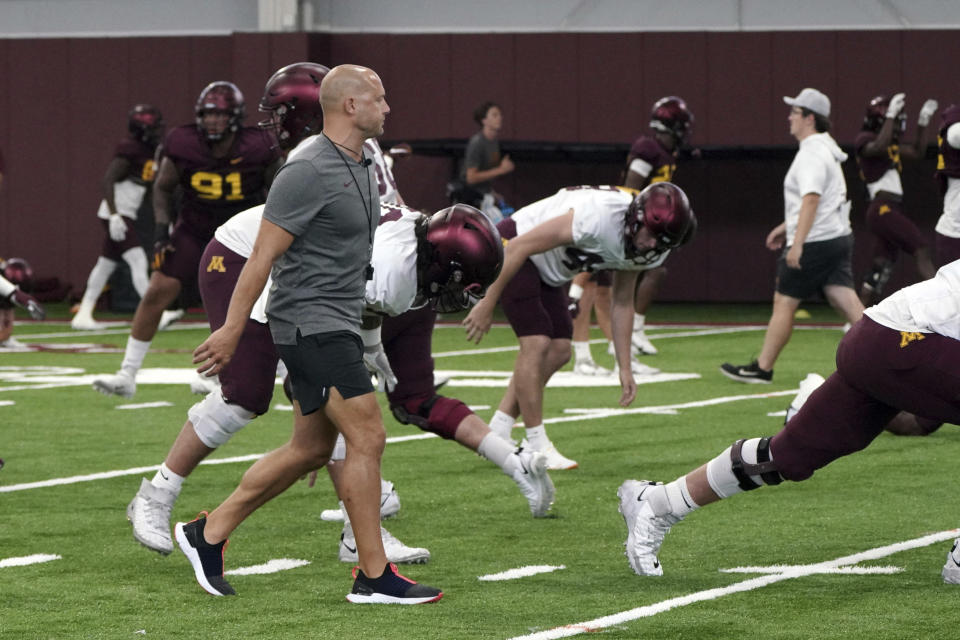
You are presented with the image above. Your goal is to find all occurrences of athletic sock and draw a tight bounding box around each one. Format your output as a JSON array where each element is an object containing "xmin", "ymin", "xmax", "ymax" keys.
[
  {"xmin": 151, "ymin": 462, "xmax": 184, "ymax": 495},
  {"xmin": 572, "ymin": 341, "xmax": 593, "ymax": 363},
  {"xmin": 488, "ymin": 410, "xmax": 516, "ymax": 441},
  {"xmin": 120, "ymin": 336, "xmax": 151, "ymax": 377},
  {"xmin": 524, "ymin": 424, "xmax": 548, "ymax": 450},
  {"xmin": 478, "ymin": 431, "xmax": 518, "ymax": 474}
]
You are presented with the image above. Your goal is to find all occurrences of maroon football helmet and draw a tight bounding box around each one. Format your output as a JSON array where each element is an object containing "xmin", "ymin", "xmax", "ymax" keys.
[
  {"xmin": 128, "ymin": 104, "xmax": 164, "ymax": 144},
  {"xmin": 258, "ymin": 62, "xmax": 329, "ymax": 150},
  {"xmin": 418, "ymin": 205, "xmax": 504, "ymax": 313},
  {"xmin": 625, "ymin": 182, "xmax": 696, "ymax": 264},
  {"xmin": 650, "ymin": 96, "xmax": 694, "ymax": 144},
  {"xmin": 194, "ymin": 81, "xmax": 245, "ymax": 141},
  {"xmin": 2, "ymin": 257, "xmax": 34, "ymax": 290},
  {"xmin": 863, "ymin": 95, "xmax": 905, "ymax": 135}
]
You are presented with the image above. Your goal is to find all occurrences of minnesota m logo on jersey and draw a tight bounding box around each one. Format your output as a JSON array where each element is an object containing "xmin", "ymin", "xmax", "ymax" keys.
[{"xmin": 206, "ymin": 255, "xmax": 227, "ymax": 273}]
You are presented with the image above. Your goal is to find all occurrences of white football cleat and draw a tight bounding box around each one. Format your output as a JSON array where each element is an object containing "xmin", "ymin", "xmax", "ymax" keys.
[
  {"xmin": 784, "ymin": 373, "xmax": 826, "ymax": 423},
  {"xmin": 573, "ymin": 360, "xmax": 613, "ymax": 376},
  {"xmin": 71, "ymin": 313, "xmax": 104, "ymax": 330},
  {"xmin": 525, "ymin": 438, "xmax": 578, "ymax": 470},
  {"xmin": 632, "ymin": 330, "xmax": 658, "ymax": 355},
  {"xmin": 93, "ymin": 369, "xmax": 136, "ymax": 398},
  {"xmin": 614, "ymin": 360, "xmax": 661, "ymax": 377},
  {"xmin": 510, "ymin": 448, "xmax": 555, "ymax": 517},
  {"xmin": 127, "ymin": 478, "xmax": 177, "ymax": 555},
  {"xmin": 942, "ymin": 538, "xmax": 960, "ymax": 584},
  {"xmin": 339, "ymin": 526, "xmax": 430, "ymax": 564},
  {"xmin": 617, "ymin": 479, "xmax": 681, "ymax": 576},
  {"xmin": 158, "ymin": 309, "xmax": 185, "ymax": 331},
  {"xmin": 190, "ymin": 373, "xmax": 221, "ymax": 395}
]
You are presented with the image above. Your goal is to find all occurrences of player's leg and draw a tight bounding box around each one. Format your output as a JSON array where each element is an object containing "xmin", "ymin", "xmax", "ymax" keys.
[
  {"xmin": 71, "ymin": 256, "xmax": 118, "ymax": 329},
  {"xmin": 632, "ymin": 266, "xmax": 666, "ymax": 355}
]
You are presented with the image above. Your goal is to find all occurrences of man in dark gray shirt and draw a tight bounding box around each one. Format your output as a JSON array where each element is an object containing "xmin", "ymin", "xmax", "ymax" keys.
[
  {"xmin": 460, "ymin": 101, "xmax": 514, "ymax": 207},
  {"xmin": 182, "ymin": 64, "xmax": 442, "ymax": 604}
]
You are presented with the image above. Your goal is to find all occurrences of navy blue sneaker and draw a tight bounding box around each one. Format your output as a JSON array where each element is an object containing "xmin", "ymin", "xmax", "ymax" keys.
[
  {"xmin": 174, "ymin": 514, "xmax": 235, "ymax": 596},
  {"xmin": 346, "ymin": 563, "xmax": 442, "ymax": 604}
]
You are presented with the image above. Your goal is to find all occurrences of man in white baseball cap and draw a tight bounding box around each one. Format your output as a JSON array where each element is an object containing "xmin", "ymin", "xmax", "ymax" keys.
[
  {"xmin": 783, "ymin": 87, "xmax": 831, "ymax": 118},
  {"xmin": 721, "ymin": 86, "xmax": 864, "ymax": 383}
]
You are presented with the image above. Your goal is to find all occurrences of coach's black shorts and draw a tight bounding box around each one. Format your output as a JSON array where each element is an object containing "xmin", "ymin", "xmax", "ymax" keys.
[
  {"xmin": 776, "ymin": 234, "xmax": 855, "ymax": 299},
  {"xmin": 276, "ymin": 330, "xmax": 373, "ymax": 415}
]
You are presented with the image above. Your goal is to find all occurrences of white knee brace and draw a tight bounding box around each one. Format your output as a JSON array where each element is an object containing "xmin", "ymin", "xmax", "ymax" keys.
[
  {"xmin": 188, "ymin": 391, "xmax": 255, "ymax": 448},
  {"xmin": 705, "ymin": 437, "xmax": 780, "ymax": 499}
]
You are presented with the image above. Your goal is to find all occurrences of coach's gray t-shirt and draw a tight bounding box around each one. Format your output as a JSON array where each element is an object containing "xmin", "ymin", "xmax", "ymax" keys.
[{"xmin": 264, "ymin": 135, "xmax": 378, "ymax": 345}]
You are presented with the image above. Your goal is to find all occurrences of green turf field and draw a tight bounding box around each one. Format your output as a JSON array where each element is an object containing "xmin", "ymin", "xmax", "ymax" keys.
[{"xmin": 1, "ymin": 304, "xmax": 957, "ymax": 639}]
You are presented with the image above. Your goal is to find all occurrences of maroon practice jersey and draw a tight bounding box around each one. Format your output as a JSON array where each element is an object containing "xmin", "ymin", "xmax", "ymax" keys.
[
  {"xmin": 163, "ymin": 125, "xmax": 279, "ymax": 240},
  {"xmin": 936, "ymin": 105, "xmax": 960, "ymax": 189},
  {"xmin": 855, "ymin": 130, "xmax": 901, "ymax": 186},
  {"xmin": 113, "ymin": 137, "xmax": 159, "ymax": 186},
  {"xmin": 625, "ymin": 136, "xmax": 677, "ymax": 186}
]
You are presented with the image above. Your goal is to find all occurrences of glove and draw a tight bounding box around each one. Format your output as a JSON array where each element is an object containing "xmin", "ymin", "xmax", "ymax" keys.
[
  {"xmin": 153, "ymin": 223, "xmax": 174, "ymax": 267},
  {"xmin": 567, "ymin": 282, "xmax": 583, "ymax": 319},
  {"xmin": 108, "ymin": 214, "xmax": 127, "ymax": 242},
  {"xmin": 10, "ymin": 289, "xmax": 45, "ymax": 320},
  {"xmin": 363, "ymin": 342, "xmax": 398, "ymax": 392},
  {"xmin": 918, "ymin": 99, "xmax": 939, "ymax": 127},
  {"xmin": 886, "ymin": 93, "xmax": 906, "ymax": 119}
]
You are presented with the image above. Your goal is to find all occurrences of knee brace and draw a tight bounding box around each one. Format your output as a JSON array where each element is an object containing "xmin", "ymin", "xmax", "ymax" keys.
[
  {"xmin": 390, "ymin": 394, "xmax": 472, "ymax": 440},
  {"xmin": 705, "ymin": 437, "xmax": 783, "ymax": 498},
  {"xmin": 188, "ymin": 391, "xmax": 256, "ymax": 448},
  {"xmin": 862, "ymin": 261, "xmax": 893, "ymax": 296}
]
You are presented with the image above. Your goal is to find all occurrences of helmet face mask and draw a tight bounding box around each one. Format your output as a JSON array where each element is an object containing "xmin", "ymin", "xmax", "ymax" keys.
[
  {"xmin": 650, "ymin": 96, "xmax": 694, "ymax": 145},
  {"xmin": 128, "ymin": 104, "xmax": 164, "ymax": 144},
  {"xmin": 195, "ymin": 81, "xmax": 245, "ymax": 142},
  {"xmin": 625, "ymin": 182, "xmax": 696, "ymax": 265},
  {"xmin": 419, "ymin": 205, "xmax": 504, "ymax": 314},
  {"xmin": 258, "ymin": 62, "xmax": 329, "ymax": 150}
]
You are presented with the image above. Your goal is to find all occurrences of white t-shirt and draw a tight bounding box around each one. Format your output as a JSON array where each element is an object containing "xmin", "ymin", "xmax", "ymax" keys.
[
  {"xmin": 864, "ymin": 259, "xmax": 960, "ymax": 340},
  {"xmin": 512, "ymin": 186, "xmax": 667, "ymax": 287},
  {"xmin": 783, "ymin": 132, "xmax": 851, "ymax": 245},
  {"xmin": 935, "ymin": 123, "xmax": 960, "ymax": 238},
  {"xmin": 365, "ymin": 205, "xmax": 421, "ymax": 316}
]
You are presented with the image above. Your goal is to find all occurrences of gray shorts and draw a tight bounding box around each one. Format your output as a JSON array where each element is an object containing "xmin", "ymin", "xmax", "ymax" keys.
[
  {"xmin": 776, "ymin": 234, "xmax": 854, "ymax": 299},
  {"xmin": 276, "ymin": 330, "xmax": 373, "ymax": 415}
]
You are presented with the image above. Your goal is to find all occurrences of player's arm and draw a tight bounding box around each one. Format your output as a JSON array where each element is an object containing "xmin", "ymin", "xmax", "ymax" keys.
[
  {"xmin": 360, "ymin": 313, "xmax": 397, "ymax": 392},
  {"xmin": 623, "ymin": 155, "xmax": 652, "ymax": 190},
  {"xmin": 862, "ymin": 93, "xmax": 905, "ymax": 157},
  {"xmin": 152, "ymin": 156, "xmax": 179, "ymax": 230},
  {"xmin": 193, "ymin": 218, "xmax": 293, "ymax": 375},
  {"xmin": 102, "ymin": 157, "xmax": 131, "ymax": 216},
  {"xmin": 465, "ymin": 157, "xmax": 514, "ymax": 185},
  {"xmin": 905, "ymin": 99, "xmax": 939, "ymax": 159},
  {"xmin": 785, "ymin": 193, "xmax": 819, "ymax": 269},
  {"xmin": 463, "ymin": 209, "xmax": 575, "ymax": 343},
  {"xmin": 610, "ymin": 269, "xmax": 640, "ymax": 406}
]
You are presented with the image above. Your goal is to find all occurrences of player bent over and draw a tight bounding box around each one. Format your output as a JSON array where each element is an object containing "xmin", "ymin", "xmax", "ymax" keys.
[{"xmin": 618, "ymin": 260, "xmax": 960, "ymax": 580}]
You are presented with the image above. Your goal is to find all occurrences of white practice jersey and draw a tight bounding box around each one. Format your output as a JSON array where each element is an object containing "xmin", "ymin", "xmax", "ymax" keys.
[
  {"xmin": 865, "ymin": 259, "xmax": 960, "ymax": 340},
  {"xmin": 365, "ymin": 203, "xmax": 422, "ymax": 316},
  {"xmin": 364, "ymin": 138, "xmax": 401, "ymax": 206},
  {"xmin": 96, "ymin": 180, "xmax": 147, "ymax": 220},
  {"xmin": 512, "ymin": 185, "xmax": 667, "ymax": 287}
]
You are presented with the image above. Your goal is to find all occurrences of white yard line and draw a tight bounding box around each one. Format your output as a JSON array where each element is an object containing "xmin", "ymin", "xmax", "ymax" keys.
[
  {"xmin": 507, "ymin": 528, "xmax": 960, "ymax": 640},
  {"xmin": 479, "ymin": 565, "xmax": 566, "ymax": 581},
  {"xmin": 0, "ymin": 554, "xmax": 62, "ymax": 568}
]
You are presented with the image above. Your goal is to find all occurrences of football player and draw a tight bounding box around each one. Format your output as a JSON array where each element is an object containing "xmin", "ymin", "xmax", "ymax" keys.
[
  {"xmin": 71, "ymin": 105, "xmax": 164, "ymax": 330},
  {"xmin": 570, "ymin": 97, "xmax": 695, "ymax": 373},
  {"xmin": 617, "ymin": 260, "xmax": 960, "ymax": 580},
  {"xmin": 0, "ymin": 258, "xmax": 45, "ymax": 349},
  {"xmin": 854, "ymin": 93, "xmax": 938, "ymax": 306},
  {"xmin": 463, "ymin": 182, "xmax": 696, "ymax": 469},
  {"xmin": 92, "ymin": 81, "xmax": 282, "ymax": 398},
  {"xmin": 935, "ymin": 104, "xmax": 960, "ymax": 267}
]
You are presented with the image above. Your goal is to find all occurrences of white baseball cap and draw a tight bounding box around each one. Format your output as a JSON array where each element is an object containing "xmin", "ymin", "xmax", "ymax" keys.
[{"xmin": 783, "ymin": 88, "xmax": 830, "ymax": 118}]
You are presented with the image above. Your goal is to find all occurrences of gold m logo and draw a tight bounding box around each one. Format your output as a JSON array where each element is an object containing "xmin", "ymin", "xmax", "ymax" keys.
[
  {"xmin": 878, "ymin": 204, "xmax": 891, "ymax": 216},
  {"xmin": 206, "ymin": 255, "xmax": 227, "ymax": 273},
  {"xmin": 899, "ymin": 331, "xmax": 926, "ymax": 348}
]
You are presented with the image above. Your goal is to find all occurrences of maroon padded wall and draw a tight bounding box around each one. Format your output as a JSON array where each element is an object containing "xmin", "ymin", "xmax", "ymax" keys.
[{"xmin": 0, "ymin": 30, "xmax": 956, "ymax": 303}]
